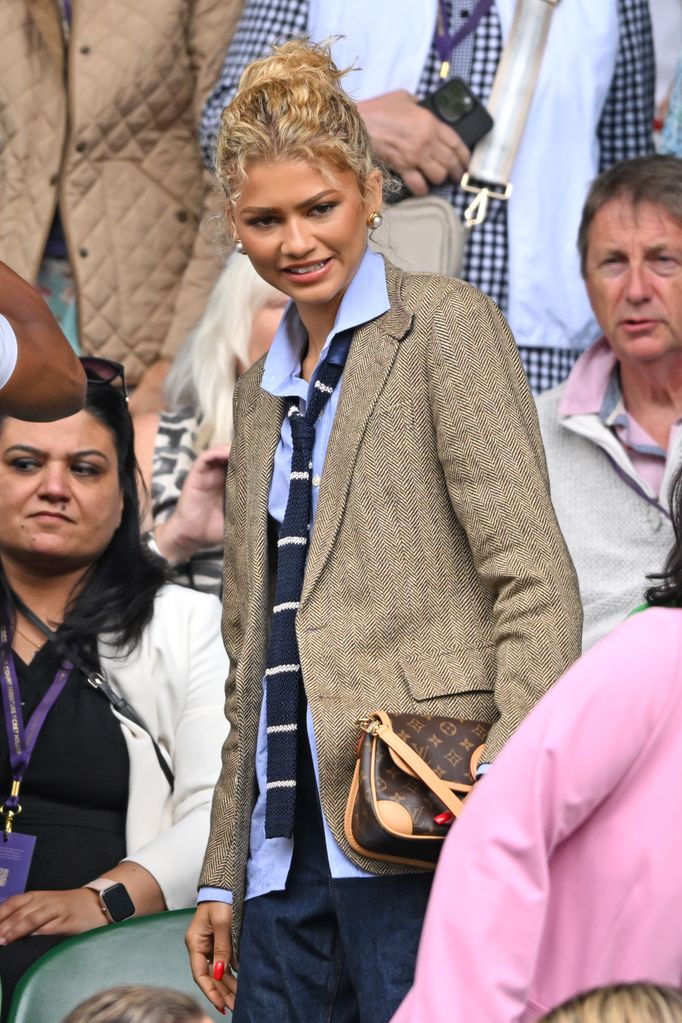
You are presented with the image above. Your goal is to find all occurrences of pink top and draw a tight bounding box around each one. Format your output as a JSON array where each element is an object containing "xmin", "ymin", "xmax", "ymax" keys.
[
  {"xmin": 559, "ymin": 337, "xmax": 680, "ymax": 497},
  {"xmin": 391, "ymin": 608, "xmax": 682, "ymax": 1023}
]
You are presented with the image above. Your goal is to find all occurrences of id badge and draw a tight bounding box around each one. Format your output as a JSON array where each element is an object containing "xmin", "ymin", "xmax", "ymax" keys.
[{"xmin": 0, "ymin": 832, "xmax": 36, "ymax": 901}]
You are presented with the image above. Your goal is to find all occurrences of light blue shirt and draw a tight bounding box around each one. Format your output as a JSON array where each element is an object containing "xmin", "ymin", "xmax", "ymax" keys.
[{"xmin": 199, "ymin": 249, "xmax": 389, "ymax": 905}]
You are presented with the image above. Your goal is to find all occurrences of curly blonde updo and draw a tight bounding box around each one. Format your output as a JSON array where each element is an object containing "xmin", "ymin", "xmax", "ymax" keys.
[{"xmin": 215, "ymin": 39, "xmax": 384, "ymax": 219}]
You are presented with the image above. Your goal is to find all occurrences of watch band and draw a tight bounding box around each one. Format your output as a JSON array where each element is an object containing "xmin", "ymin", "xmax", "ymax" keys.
[{"xmin": 84, "ymin": 876, "xmax": 117, "ymax": 895}]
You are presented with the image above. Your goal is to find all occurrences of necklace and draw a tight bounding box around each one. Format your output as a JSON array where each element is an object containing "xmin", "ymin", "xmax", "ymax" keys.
[{"xmin": 13, "ymin": 626, "xmax": 44, "ymax": 652}]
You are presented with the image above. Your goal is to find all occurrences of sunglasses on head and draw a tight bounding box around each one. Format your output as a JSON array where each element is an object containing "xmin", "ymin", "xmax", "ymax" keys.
[{"xmin": 79, "ymin": 357, "xmax": 128, "ymax": 402}]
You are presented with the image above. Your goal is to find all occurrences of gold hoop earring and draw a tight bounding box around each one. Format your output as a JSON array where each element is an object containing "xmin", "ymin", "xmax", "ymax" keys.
[
  {"xmin": 234, "ymin": 239, "xmax": 246, "ymax": 255},
  {"xmin": 367, "ymin": 211, "xmax": 383, "ymax": 231}
]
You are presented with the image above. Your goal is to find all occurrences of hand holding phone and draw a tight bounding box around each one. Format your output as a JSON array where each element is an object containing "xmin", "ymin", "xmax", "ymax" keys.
[{"xmin": 419, "ymin": 77, "xmax": 493, "ymax": 151}]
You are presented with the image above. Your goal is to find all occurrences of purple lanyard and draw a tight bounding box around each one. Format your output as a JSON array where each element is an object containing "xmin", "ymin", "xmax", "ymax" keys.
[
  {"xmin": 0, "ymin": 623, "xmax": 73, "ymax": 817},
  {"xmin": 435, "ymin": 0, "xmax": 495, "ymax": 77}
]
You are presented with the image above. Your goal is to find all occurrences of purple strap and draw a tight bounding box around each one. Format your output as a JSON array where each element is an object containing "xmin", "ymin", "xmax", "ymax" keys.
[
  {"xmin": 0, "ymin": 624, "xmax": 73, "ymax": 811},
  {"xmin": 435, "ymin": 0, "xmax": 495, "ymax": 67}
]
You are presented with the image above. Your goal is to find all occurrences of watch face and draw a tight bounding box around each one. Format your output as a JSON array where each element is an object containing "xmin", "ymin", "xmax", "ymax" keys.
[{"xmin": 102, "ymin": 883, "xmax": 135, "ymax": 922}]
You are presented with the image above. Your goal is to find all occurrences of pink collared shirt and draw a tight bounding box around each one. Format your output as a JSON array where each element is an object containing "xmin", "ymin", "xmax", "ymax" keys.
[{"xmin": 558, "ymin": 337, "xmax": 681, "ymax": 497}]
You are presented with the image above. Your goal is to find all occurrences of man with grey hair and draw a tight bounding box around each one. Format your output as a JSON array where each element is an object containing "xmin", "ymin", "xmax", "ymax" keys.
[{"xmin": 536, "ymin": 154, "xmax": 682, "ymax": 649}]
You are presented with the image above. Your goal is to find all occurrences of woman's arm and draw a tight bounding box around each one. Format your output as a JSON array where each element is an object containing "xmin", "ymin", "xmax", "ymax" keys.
[
  {"xmin": 0, "ymin": 260, "xmax": 85, "ymax": 421},
  {"xmin": 0, "ymin": 860, "xmax": 165, "ymax": 942},
  {"xmin": 427, "ymin": 282, "xmax": 582, "ymax": 761},
  {"xmin": 122, "ymin": 590, "xmax": 228, "ymax": 910}
]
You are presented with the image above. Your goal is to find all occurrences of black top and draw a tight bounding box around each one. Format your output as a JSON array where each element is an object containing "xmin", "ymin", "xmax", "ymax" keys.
[{"xmin": 0, "ymin": 641, "xmax": 129, "ymax": 890}]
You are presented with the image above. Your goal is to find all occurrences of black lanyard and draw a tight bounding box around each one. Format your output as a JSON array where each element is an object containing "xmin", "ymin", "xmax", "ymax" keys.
[{"xmin": 10, "ymin": 593, "xmax": 174, "ymax": 792}]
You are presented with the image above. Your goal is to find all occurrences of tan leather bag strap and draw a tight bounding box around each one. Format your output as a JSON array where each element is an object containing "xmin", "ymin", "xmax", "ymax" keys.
[{"xmin": 375, "ymin": 721, "xmax": 467, "ymax": 819}]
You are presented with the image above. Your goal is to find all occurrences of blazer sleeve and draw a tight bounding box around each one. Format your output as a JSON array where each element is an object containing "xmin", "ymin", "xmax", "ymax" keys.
[
  {"xmin": 125, "ymin": 591, "xmax": 228, "ymax": 909},
  {"xmin": 427, "ymin": 284, "xmax": 582, "ymax": 761},
  {"xmin": 199, "ymin": 381, "xmax": 246, "ymax": 890},
  {"xmin": 393, "ymin": 610, "xmax": 682, "ymax": 1023}
]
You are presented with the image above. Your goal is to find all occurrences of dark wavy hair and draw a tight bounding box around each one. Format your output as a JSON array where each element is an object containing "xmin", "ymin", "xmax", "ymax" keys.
[
  {"xmin": 0, "ymin": 383, "xmax": 167, "ymax": 655},
  {"xmin": 646, "ymin": 462, "xmax": 682, "ymax": 608}
]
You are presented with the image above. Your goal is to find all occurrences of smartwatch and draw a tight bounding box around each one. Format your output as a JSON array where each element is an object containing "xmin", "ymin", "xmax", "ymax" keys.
[{"xmin": 84, "ymin": 877, "xmax": 136, "ymax": 923}]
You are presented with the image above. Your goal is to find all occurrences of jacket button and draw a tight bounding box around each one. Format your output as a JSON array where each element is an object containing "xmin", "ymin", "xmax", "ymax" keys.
[
  {"xmin": 176, "ymin": 210, "xmax": 188, "ymax": 223},
  {"xmin": 49, "ymin": 174, "xmax": 58, "ymax": 186},
  {"xmin": 75, "ymin": 141, "xmax": 86, "ymax": 153},
  {"xmin": 79, "ymin": 248, "xmax": 88, "ymax": 258},
  {"xmin": 79, "ymin": 45, "xmax": 91, "ymax": 54}
]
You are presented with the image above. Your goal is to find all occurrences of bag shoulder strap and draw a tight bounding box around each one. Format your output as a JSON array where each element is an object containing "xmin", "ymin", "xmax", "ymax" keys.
[
  {"xmin": 11, "ymin": 593, "xmax": 175, "ymax": 792},
  {"xmin": 374, "ymin": 720, "xmax": 466, "ymax": 818}
]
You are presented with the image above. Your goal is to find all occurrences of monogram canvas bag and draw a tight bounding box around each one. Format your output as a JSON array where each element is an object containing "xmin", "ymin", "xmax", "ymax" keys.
[{"xmin": 344, "ymin": 711, "xmax": 490, "ymax": 869}]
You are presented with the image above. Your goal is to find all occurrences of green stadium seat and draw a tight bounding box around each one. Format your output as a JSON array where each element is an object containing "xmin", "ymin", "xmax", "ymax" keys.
[{"xmin": 7, "ymin": 909, "xmax": 229, "ymax": 1023}]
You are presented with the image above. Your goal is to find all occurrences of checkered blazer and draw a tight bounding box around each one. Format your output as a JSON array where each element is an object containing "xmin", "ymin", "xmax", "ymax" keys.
[{"xmin": 200, "ymin": 263, "xmax": 582, "ymax": 946}]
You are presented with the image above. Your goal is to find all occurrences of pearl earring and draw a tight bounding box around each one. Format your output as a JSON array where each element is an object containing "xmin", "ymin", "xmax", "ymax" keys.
[
  {"xmin": 234, "ymin": 239, "xmax": 246, "ymax": 254},
  {"xmin": 367, "ymin": 211, "xmax": 384, "ymax": 230}
]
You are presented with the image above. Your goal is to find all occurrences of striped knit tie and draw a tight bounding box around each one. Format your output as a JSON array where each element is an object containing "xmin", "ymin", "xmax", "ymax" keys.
[{"xmin": 265, "ymin": 339, "xmax": 349, "ymax": 838}]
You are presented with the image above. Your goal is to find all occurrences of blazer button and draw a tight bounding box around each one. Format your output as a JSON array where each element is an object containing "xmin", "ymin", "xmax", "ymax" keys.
[
  {"xmin": 79, "ymin": 45, "xmax": 91, "ymax": 54},
  {"xmin": 176, "ymin": 210, "xmax": 188, "ymax": 223},
  {"xmin": 49, "ymin": 174, "xmax": 59, "ymax": 186},
  {"xmin": 75, "ymin": 141, "xmax": 86, "ymax": 153},
  {"xmin": 79, "ymin": 248, "xmax": 88, "ymax": 258}
]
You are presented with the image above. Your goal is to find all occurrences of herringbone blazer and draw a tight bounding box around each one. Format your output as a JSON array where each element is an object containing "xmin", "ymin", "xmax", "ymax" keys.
[{"xmin": 201, "ymin": 262, "xmax": 582, "ymax": 946}]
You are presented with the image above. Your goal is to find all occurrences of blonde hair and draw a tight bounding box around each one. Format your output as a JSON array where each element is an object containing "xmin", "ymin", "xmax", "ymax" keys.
[
  {"xmin": 540, "ymin": 983, "xmax": 682, "ymax": 1023},
  {"xmin": 61, "ymin": 985, "xmax": 204, "ymax": 1023},
  {"xmin": 165, "ymin": 252, "xmax": 284, "ymax": 448},
  {"xmin": 215, "ymin": 38, "xmax": 383, "ymax": 218}
]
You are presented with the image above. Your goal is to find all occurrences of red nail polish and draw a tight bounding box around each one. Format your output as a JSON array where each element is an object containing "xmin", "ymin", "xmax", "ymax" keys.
[
  {"xmin": 213, "ymin": 960, "xmax": 226, "ymax": 981},
  {"xmin": 434, "ymin": 811, "xmax": 454, "ymax": 825}
]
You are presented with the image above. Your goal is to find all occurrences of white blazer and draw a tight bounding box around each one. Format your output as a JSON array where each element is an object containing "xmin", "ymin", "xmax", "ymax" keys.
[{"xmin": 98, "ymin": 583, "xmax": 228, "ymax": 910}]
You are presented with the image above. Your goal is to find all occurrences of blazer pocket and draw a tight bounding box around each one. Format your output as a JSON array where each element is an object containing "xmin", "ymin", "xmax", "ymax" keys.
[{"xmin": 401, "ymin": 645, "xmax": 495, "ymax": 702}]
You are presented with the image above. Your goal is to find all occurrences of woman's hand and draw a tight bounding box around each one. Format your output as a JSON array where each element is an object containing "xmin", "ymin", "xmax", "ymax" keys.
[
  {"xmin": 0, "ymin": 888, "xmax": 106, "ymax": 943},
  {"xmin": 186, "ymin": 901, "xmax": 237, "ymax": 1016},
  {"xmin": 154, "ymin": 445, "xmax": 230, "ymax": 565}
]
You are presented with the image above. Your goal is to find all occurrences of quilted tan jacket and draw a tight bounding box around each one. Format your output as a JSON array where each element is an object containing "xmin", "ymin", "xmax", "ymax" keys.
[
  {"xmin": 200, "ymin": 262, "xmax": 583, "ymax": 948},
  {"xmin": 0, "ymin": 0, "xmax": 242, "ymax": 383}
]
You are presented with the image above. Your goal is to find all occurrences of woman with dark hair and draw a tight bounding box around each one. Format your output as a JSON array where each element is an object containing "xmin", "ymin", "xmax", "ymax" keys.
[
  {"xmin": 392, "ymin": 461, "xmax": 682, "ymax": 1023},
  {"xmin": 0, "ymin": 365, "xmax": 227, "ymax": 1019}
]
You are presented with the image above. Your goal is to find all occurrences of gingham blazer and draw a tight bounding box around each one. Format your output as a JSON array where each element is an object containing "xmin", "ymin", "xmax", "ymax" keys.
[{"xmin": 201, "ymin": 262, "xmax": 582, "ymax": 945}]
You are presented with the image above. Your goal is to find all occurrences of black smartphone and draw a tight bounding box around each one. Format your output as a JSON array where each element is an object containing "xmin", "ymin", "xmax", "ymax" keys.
[{"xmin": 419, "ymin": 77, "xmax": 493, "ymax": 151}]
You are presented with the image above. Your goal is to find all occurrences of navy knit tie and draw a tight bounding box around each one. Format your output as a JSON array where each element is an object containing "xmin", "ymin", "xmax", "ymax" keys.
[{"xmin": 265, "ymin": 336, "xmax": 350, "ymax": 838}]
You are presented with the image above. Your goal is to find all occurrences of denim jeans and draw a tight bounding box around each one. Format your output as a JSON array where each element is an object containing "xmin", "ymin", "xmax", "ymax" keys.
[{"xmin": 232, "ymin": 728, "xmax": 432, "ymax": 1023}]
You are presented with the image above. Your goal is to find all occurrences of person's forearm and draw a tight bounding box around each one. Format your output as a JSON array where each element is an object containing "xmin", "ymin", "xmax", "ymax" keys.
[
  {"xmin": 90, "ymin": 860, "xmax": 166, "ymax": 918},
  {"xmin": 0, "ymin": 260, "xmax": 85, "ymax": 420},
  {"xmin": 152, "ymin": 515, "xmax": 204, "ymax": 565}
]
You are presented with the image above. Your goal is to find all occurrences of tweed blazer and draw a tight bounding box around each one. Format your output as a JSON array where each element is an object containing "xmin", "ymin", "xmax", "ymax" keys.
[{"xmin": 201, "ymin": 261, "xmax": 582, "ymax": 945}]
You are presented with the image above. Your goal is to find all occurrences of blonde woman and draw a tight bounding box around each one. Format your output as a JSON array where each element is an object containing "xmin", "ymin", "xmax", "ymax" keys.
[
  {"xmin": 134, "ymin": 254, "xmax": 287, "ymax": 595},
  {"xmin": 185, "ymin": 39, "xmax": 581, "ymax": 1023},
  {"xmin": 61, "ymin": 986, "xmax": 210, "ymax": 1023},
  {"xmin": 540, "ymin": 983, "xmax": 682, "ymax": 1023}
]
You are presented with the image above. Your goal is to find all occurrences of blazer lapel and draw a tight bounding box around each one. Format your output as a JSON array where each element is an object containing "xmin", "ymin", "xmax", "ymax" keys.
[
  {"xmin": 301, "ymin": 299, "xmax": 413, "ymax": 605},
  {"xmin": 246, "ymin": 385, "xmax": 286, "ymax": 606}
]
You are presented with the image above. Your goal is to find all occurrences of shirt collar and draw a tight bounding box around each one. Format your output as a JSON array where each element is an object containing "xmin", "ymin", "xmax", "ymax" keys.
[
  {"xmin": 261, "ymin": 248, "xmax": 389, "ymax": 398},
  {"xmin": 559, "ymin": 336, "xmax": 617, "ymax": 417},
  {"xmin": 558, "ymin": 335, "xmax": 667, "ymax": 458}
]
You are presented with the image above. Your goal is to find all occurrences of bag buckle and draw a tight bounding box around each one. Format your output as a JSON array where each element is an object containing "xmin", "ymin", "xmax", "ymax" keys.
[
  {"xmin": 87, "ymin": 672, "xmax": 106, "ymax": 691},
  {"xmin": 461, "ymin": 172, "xmax": 513, "ymax": 228},
  {"xmin": 356, "ymin": 717, "xmax": 380, "ymax": 736}
]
